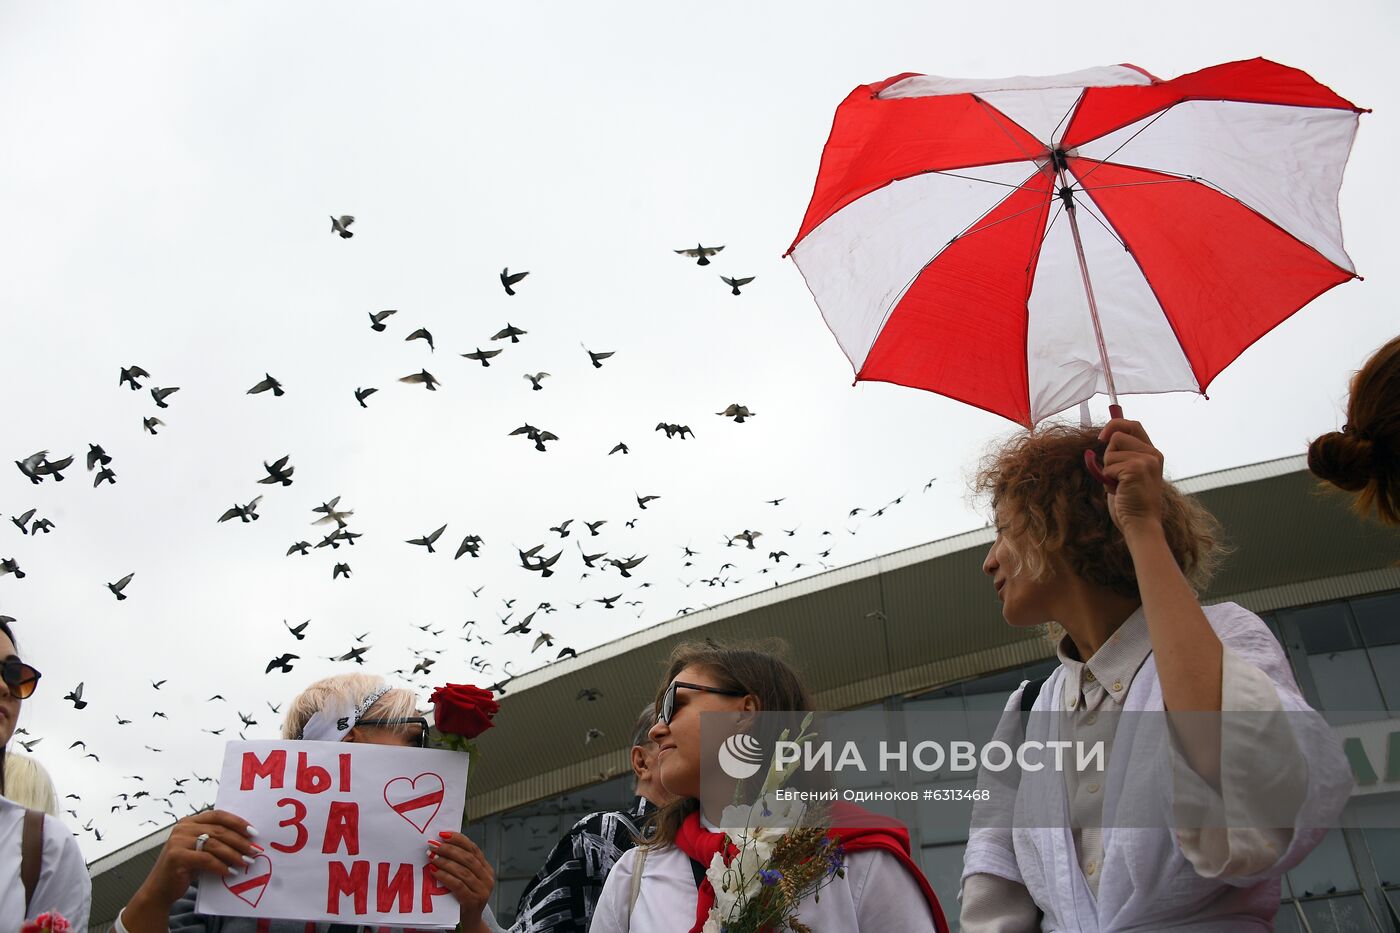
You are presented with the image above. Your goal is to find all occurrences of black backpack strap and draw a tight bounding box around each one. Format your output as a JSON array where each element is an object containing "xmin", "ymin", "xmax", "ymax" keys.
[
  {"xmin": 1019, "ymin": 677, "xmax": 1047, "ymax": 733},
  {"xmin": 22, "ymin": 808, "xmax": 44, "ymax": 912}
]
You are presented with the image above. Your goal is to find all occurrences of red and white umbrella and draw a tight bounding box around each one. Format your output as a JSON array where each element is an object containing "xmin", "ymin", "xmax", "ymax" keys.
[{"xmin": 786, "ymin": 59, "xmax": 1366, "ymax": 429}]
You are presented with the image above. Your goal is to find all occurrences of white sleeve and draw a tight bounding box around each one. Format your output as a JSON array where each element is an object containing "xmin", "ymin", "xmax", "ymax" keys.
[
  {"xmin": 588, "ymin": 846, "xmax": 636, "ymax": 933},
  {"xmin": 851, "ymin": 850, "xmax": 939, "ymax": 931},
  {"xmin": 30, "ymin": 815, "xmax": 92, "ymax": 931}
]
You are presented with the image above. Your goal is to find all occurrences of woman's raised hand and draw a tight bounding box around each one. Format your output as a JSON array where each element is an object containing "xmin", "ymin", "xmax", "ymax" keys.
[
  {"xmin": 1099, "ymin": 419, "xmax": 1167, "ymax": 538},
  {"xmin": 428, "ymin": 830, "xmax": 496, "ymax": 930},
  {"xmin": 123, "ymin": 809, "xmax": 262, "ymax": 930}
]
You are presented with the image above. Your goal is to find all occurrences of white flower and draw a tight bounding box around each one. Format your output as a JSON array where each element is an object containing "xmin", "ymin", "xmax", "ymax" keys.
[{"xmin": 701, "ymin": 909, "xmax": 725, "ymax": 933}]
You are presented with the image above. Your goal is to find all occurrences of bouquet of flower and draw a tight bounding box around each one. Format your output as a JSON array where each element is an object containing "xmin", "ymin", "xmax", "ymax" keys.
[
  {"xmin": 428, "ymin": 682, "xmax": 499, "ymax": 756},
  {"xmin": 703, "ymin": 713, "xmax": 846, "ymax": 933},
  {"xmin": 22, "ymin": 912, "xmax": 71, "ymax": 933}
]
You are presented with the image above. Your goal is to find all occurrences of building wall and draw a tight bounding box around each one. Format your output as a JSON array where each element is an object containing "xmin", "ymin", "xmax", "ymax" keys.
[{"xmin": 470, "ymin": 588, "xmax": 1400, "ymax": 931}]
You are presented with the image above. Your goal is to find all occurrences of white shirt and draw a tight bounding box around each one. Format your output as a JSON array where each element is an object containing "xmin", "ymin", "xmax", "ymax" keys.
[
  {"xmin": 961, "ymin": 602, "xmax": 1353, "ymax": 932},
  {"xmin": 0, "ymin": 794, "xmax": 92, "ymax": 931},
  {"xmin": 591, "ymin": 840, "xmax": 938, "ymax": 932}
]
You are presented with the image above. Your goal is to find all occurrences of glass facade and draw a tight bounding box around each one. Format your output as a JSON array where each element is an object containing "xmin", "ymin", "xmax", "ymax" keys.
[{"xmin": 470, "ymin": 589, "xmax": 1400, "ymax": 931}]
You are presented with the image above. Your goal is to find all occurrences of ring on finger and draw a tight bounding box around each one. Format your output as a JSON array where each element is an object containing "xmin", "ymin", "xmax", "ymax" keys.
[{"xmin": 194, "ymin": 832, "xmax": 211, "ymax": 852}]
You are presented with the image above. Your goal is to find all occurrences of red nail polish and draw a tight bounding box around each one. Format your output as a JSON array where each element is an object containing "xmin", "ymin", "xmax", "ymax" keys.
[
  {"xmin": 438, "ymin": 831, "xmax": 453, "ymax": 839},
  {"xmin": 427, "ymin": 839, "xmax": 442, "ymax": 847},
  {"xmin": 427, "ymin": 863, "xmax": 438, "ymax": 872},
  {"xmin": 249, "ymin": 843, "xmax": 265, "ymax": 852}
]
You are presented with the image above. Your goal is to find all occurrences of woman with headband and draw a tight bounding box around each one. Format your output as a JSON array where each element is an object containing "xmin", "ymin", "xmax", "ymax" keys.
[{"xmin": 115, "ymin": 672, "xmax": 495, "ymax": 933}]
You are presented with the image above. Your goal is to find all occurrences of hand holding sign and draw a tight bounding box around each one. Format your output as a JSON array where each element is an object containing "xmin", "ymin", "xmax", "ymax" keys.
[
  {"xmin": 427, "ymin": 831, "xmax": 495, "ymax": 930},
  {"xmin": 123, "ymin": 810, "xmax": 263, "ymax": 930}
]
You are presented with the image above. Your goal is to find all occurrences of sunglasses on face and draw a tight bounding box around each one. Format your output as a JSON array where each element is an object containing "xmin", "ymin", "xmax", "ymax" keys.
[
  {"xmin": 1, "ymin": 658, "xmax": 41, "ymax": 700},
  {"xmin": 659, "ymin": 681, "xmax": 747, "ymax": 725},
  {"xmin": 355, "ymin": 716, "xmax": 430, "ymax": 748}
]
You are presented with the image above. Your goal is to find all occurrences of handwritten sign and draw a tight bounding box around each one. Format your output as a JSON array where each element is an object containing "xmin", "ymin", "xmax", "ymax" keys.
[{"xmin": 196, "ymin": 740, "xmax": 468, "ymax": 927}]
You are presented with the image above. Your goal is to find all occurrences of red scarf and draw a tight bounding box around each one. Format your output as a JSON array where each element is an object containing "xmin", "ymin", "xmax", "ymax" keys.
[{"xmin": 673, "ymin": 801, "xmax": 949, "ymax": 933}]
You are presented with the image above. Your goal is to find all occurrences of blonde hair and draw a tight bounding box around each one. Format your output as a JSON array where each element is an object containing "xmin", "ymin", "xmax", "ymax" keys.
[
  {"xmin": 3, "ymin": 752, "xmax": 59, "ymax": 816},
  {"xmin": 281, "ymin": 672, "xmax": 421, "ymax": 741}
]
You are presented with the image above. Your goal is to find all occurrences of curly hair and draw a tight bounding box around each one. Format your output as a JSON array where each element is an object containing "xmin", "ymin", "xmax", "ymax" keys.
[
  {"xmin": 974, "ymin": 423, "xmax": 1225, "ymax": 599},
  {"xmin": 1308, "ymin": 335, "xmax": 1400, "ymax": 525}
]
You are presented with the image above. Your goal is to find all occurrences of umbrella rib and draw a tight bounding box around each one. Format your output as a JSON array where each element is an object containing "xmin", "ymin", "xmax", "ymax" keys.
[
  {"xmin": 923, "ymin": 169, "xmax": 1044, "ymax": 192},
  {"xmin": 949, "ymin": 200, "xmax": 1054, "ymax": 246},
  {"xmin": 1071, "ymin": 195, "xmax": 1126, "ymax": 251},
  {"xmin": 972, "ymin": 96, "xmax": 1044, "ymax": 161},
  {"xmin": 1077, "ymin": 178, "xmax": 1200, "ymax": 192},
  {"xmin": 1049, "ymin": 90, "xmax": 1087, "ymax": 147},
  {"xmin": 1072, "ymin": 109, "xmax": 1171, "ymax": 187}
]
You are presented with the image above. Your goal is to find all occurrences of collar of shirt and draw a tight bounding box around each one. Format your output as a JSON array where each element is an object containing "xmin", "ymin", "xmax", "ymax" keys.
[{"xmin": 1055, "ymin": 604, "xmax": 1151, "ymax": 710}]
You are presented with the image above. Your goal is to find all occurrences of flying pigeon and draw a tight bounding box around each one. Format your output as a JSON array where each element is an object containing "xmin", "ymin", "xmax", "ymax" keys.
[
  {"xmin": 406, "ymin": 328, "xmax": 435, "ymax": 352},
  {"xmin": 368, "ymin": 309, "xmax": 397, "ymax": 331},
  {"xmin": 523, "ymin": 372, "xmax": 550, "ymax": 391},
  {"xmin": 65, "ymin": 683, "xmax": 87, "ymax": 710},
  {"xmin": 143, "ymin": 416, "xmax": 164, "ymax": 435},
  {"xmin": 500, "ymin": 267, "xmax": 529, "ymax": 295},
  {"xmin": 461, "ymin": 348, "xmax": 502, "ymax": 367},
  {"xmin": 247, "ymin": 374, "xmax": 284, "ymax": 396},
  {"xmin": 354, "ymin": 387, "xmax": 378, "ymax": 408},
  {"xmin": 406, "ymin": 524, "xmax": 448, "ymax": 553},
  {"xmin": 151, "ymin": 386, "xmax": 180, "ymax": 409},
  {"xmin": 330, "ymin": 215, "xmax": 355, "ymax": 238},
  {"xmin": 716, "ymin": 404, "xmax": 756, "ymax": 423},
  {"xmin": 399, "ymin": 369, "xmax": 441, "ymax": 390},
  {"xmin": 86, "ymin": 444, "xmax": 112, "ymax": 470},
  {"xmin": 721, "ymin": 275, "xmax": 755, "ymax": 296},
  {"xmin": 266, "ymin": 653, "xmax": 299, "ymax": 674},
  {"xmin": 675, "ymin": 243, "xmax": 724, "ymax": 266},
  {"xmin": 259, "ymin": 455, "xmax": 294, "ymax": 487},
  {"xmin": 119, "ymin": 365, "xmax": 150, "ymax": 390},
  {"xmin": 493, "ymin": 323, "xmax": 527, "ymax": 343},
  {"xmin": 106, "ymin": 572, "xmax": 135, "ymax": 600},
  {"xmin": 584, "ymin": 347, "xmax": 614, "ymax": 369}
]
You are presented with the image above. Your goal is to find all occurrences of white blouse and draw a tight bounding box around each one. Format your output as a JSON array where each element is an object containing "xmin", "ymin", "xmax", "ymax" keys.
[
  {"xmin": 0, "ymin": 794, "xmax": 92, "ymax": 931},
  {"xmin": 961, "ymin": 602, "xmax": 1353, "ymax": 932},
  {"xmin": 591, "ymin": 839, "xmax": 938, "ymax": 932}
]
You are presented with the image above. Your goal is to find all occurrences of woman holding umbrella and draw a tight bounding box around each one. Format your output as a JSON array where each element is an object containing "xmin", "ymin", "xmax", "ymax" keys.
[{"xmin": 959, "ymin": 419, "xmax": 1351, "ymax": 930}]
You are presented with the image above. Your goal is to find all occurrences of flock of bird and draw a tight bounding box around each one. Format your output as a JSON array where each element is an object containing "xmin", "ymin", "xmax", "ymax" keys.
[{"xmin": 1, "ymin": 215, "xmax": 940, "ymax": 855}]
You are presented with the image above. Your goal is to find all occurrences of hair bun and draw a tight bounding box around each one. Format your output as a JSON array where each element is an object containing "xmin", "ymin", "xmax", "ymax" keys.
[{"xmin": 1308, "ymin": 430, "xmax": 1375, "ymax": 492}]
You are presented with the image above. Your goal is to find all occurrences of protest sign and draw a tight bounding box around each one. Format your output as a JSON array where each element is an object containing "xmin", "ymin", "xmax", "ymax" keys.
[{"xmin": 195, "ymin": 740, "xmax": 469, "ymax": 927}]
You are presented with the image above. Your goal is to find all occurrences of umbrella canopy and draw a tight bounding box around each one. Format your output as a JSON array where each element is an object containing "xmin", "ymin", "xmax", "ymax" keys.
[{"xmin": 787, "ymin": 59, "xmax": 1366, "ymax": 427}]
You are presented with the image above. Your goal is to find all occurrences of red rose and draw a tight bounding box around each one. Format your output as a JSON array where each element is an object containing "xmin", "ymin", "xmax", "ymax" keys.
[{"xmin": 430, "ymin": 683, "xmax": 499, "ymax": 739}]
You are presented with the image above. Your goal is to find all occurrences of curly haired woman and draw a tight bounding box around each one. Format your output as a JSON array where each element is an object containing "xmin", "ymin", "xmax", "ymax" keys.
[{"xmin": 960, "ymin": 420, "xmax": 1352, "ymax": 932}]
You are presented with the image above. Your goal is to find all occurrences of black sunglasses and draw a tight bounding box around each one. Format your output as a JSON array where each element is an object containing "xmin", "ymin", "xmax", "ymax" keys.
[
  {"xmin": 355, "ymin": 716, "xmax": 429, "ymax": 748},
  {"xmin": 659, "ymin": 681, "xmax": 747, "ymax": 725},
  {"xmin": 1, "ymin": 658, "xmax": 41, "ymax": 700}
]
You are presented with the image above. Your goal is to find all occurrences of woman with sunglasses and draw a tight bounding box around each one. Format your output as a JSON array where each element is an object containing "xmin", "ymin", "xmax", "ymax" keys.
[
  {"xmin": 116, "ymin": 672, "xmax": 495, "ymax": 933},
  {"xmin": 0, "ymin": 617, "xmax": 93, "ymax": 929},
  {"xmin": 591, "ymin": 640, "xmax": 950, "ymax": 933}
]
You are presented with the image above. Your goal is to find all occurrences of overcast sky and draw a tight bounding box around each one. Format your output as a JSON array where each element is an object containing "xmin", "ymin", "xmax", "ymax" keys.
[{"xmin": 1, "ymin": 1, "xmax": 1395, "ymax": 861}]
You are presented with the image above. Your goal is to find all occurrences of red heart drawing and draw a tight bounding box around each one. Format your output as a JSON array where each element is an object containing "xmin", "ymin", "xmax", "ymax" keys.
[
  {"xmin": 224, "ymin": 853, "xmax": 273, "ymax": 908},
  {"xmin": 384, "ymin": 772, "xmax": 446, "ymax": 833}
]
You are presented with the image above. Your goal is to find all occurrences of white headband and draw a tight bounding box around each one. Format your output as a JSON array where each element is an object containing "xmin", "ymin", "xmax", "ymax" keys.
[{"xmin": 297, "ymin": 684, "xmax": 392, "ymax": 742}]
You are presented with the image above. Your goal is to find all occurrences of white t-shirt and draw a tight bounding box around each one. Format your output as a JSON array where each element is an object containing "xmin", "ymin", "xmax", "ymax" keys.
[
  {"xmin": 0, "ymin": 795, "xmax": 92, "ymax": 930},
  {"xmin": 591, "ymin": 841, "xmax": 938, "ymax": 932}
]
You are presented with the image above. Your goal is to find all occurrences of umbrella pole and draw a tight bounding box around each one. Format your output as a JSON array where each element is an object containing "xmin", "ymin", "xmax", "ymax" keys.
[
  {"xmin": 1061, "ymin": 186, "xmax": 1122, "ymax": 491},
  {"xmin": 1063, "ymin": 198, "xmax": 1120, "ymax": 418}
]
